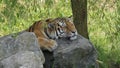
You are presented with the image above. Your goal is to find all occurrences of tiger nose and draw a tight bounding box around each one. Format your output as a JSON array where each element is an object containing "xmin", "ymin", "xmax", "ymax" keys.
[
  {"xmin": 72, "ymin": 31, "xmax": 77, "ymax": 35},
  {"xmin": 72, "ymin": 32, "xmax": 75, "ymax": 33}
]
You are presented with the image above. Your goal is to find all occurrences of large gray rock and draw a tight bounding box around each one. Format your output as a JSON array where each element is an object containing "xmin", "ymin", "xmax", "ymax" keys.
[
  {"xmin": 0, "ymin": 32, "xmax": 45, "ymax": 68},
  {"xmin": 1, "ymin": 51, "xmax": 43, "ymax": 68},
  {"xmin": 0, "ymin": 31, "xmax": 98, "ymax": 68},
  {"xmin": 44, "ymin": 35, "xmax": 98, "ymax": 68}
]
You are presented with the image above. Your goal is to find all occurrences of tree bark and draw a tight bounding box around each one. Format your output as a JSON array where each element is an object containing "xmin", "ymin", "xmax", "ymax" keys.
[{"xmin": 71, "ymin": 0, "xmax": 89, "ymax": 39}]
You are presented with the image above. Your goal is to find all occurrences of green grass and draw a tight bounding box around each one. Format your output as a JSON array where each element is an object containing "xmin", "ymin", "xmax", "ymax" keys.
[
  {"xmin": 0, "ymin": 0, "xmax": 72, "ymax": 36},
  {"xmin": 88, "ymin": 0, "xmax": 120, "ymax": 68},
  {"xmin": 0, "ymin": 0, "xmax": 120, "ymax": 68}
]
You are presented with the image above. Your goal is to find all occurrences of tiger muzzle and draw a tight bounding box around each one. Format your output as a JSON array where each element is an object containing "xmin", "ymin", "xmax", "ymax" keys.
[{"xmin": 68, "ymin": 31, "xmax": 78, "ymax": 40}]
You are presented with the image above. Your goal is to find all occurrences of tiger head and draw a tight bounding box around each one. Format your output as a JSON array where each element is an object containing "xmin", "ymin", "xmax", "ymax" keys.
[{"xmin": 46, "ymin": 17, "xmax": 78, "ymax": 40}]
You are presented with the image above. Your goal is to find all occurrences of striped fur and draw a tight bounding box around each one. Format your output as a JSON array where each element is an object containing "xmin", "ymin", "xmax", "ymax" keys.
[{"xmin": 26, "ymin": 17, "xmax": 77, "ymax": 51}]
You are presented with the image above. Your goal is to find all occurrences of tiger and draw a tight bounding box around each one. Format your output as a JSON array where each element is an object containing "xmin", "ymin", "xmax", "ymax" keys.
[{"xmin": 26, "ymin": 16, "xmax": 78, "ymax": 51}]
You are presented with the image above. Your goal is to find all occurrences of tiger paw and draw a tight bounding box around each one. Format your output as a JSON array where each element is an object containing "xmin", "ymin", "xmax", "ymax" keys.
[{"xmin": 47, "ymin": 40, "xmax": 58, "ymax": 52}]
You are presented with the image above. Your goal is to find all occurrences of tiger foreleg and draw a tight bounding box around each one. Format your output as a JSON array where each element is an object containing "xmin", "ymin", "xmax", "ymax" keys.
[{"xmin": 38, "ymin": 37, "xmax": 58, "ymax": 52}]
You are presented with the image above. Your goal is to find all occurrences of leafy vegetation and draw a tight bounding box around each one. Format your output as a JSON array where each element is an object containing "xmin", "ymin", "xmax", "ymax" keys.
[
  {"xmin": 0, "ymin": 0, "xmax": 72, "ymax": 36},
  {"xmin": 88, "ymin": 0, "xmax": 120, "ymax": 68},
  {"xmin": 0, "ymin": 0, "xmax": 120, "ymax": 68}
]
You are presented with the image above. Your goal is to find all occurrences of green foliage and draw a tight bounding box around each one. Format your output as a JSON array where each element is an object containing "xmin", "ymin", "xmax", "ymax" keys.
[
  {"xmin": 88, "ymin": 0, "xmax": 120, "ymax": 68},
  {"xmin": 0, "ymin": 0, "xmax": 120, "ymax": 68},
  {"xmin": 0, "ymin": 0, "xmax": 72, "ymax": 36}
]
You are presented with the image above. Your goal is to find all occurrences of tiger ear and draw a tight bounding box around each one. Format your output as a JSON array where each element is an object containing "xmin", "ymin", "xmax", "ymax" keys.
[
  {"xmin": 46, "ymin": 18, "xmax": 54, "ymax": 29},
  {"xmin": 48, "ymin": 23, "xmax": 54, "ymax": 29},
  {"xmin": 68, "ymin": 15, "xmax": 73, "ymax": 22},
  {"xmin": 46, "ymin": 18, "xmax": 53, "ymax": 22}
]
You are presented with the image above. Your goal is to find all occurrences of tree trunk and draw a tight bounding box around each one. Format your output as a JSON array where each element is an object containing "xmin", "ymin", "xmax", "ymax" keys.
[{"xmin": 71, "ymin": 0, "xmax": 89, "ymax": 39}]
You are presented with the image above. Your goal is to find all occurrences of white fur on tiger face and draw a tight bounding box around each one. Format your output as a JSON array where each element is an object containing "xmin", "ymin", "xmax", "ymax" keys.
[
  {"xmin": 26, "ymin": 17, "xmax": 78, "ymax": 52},
  {"xmin": 46, "ymin": 17, "xmax": 78, "ymax": 40}
]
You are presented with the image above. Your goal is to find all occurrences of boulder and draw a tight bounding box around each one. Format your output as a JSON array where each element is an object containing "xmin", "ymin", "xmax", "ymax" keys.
[
  {"xmin": 43, "ymin": 35, "xmax": 98, "ymax": 68},
  {"xmin": 0, "ymin": 31, "xmax": 98, "ymax": 68},
  {"xmin": 0, "ymin": 51, "xmax": 43, "ymax": 68},
  {"xmin": 0, "ymin": 32, "xmax": 45, "ymax": 68}
]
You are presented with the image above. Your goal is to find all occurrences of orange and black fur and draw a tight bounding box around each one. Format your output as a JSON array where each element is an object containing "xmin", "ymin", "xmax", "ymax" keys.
[{"xmin": 26, "ymin": 17, "xmax": 77, "ymax": 51}]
